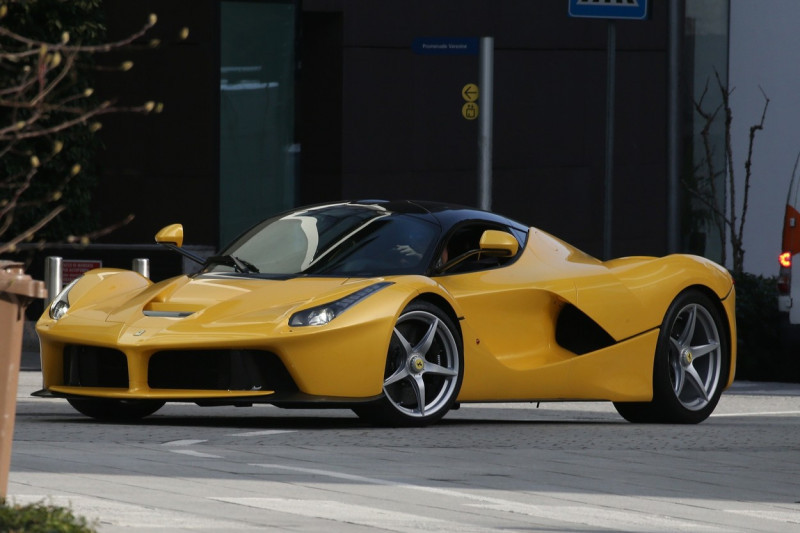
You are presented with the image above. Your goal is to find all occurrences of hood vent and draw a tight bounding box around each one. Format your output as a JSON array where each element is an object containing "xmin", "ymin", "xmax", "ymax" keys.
[{"xmin": 142, "ymin": 310, "xmax": 195, "ymax": 318}]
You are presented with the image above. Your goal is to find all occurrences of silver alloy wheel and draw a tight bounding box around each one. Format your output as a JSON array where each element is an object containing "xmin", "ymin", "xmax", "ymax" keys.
[
  {"xmin": 667, "ymin": 303, "xmax": 722, "ymax": 411},
  {"xmin": 383, "ymin": 309, "xmax": 460, "ymax": 419}
]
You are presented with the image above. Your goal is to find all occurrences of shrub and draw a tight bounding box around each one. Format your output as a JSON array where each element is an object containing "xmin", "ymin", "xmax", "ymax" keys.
[
  {"xmin": 731, "ymin": 272, "xmax": 796, "ymax": 381},
  {"xmin": 0, "ymin": 500, "xmax": 97, "ymax": 532}
]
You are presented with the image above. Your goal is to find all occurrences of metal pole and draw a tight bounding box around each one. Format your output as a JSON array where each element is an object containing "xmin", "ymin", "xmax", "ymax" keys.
[
  {"xmin": 603, "ymin": 21, "xmax": 616, "ymax": 260},
  {"xmin": 45, "ymin": 256, "xmax": 62, "ymax": 304},
  {"xmin": 666, "ymin": 0, "xmax": 684, "ymax": 254},
  {"xmin": 132, "ymin": 258, "xmax": 150, "ymax": 279},
  {"xmin": 478, "ymin": 36, "xmax": 494, "ymax": 211}
]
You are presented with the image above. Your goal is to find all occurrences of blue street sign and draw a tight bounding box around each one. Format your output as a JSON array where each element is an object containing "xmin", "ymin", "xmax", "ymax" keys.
[
  {"xmin": 412, "ymin": 37, "xmax": 479, "ymax": 56},
  {"xmin": 568, "ymin": 0, "xmax": 649, "ymax": 20}
]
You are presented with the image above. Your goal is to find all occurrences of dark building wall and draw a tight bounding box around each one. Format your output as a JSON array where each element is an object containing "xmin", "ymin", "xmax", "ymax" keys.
[
  {"xmin": 305, "ymin": 0, "xmax": 669, "ymax": 258},
  {"xmin": 92, "ymin": 0, "xmax": 670, "ymax": 260},
  {"xmin": 94, "ymin": 0, "xmax": 219, "ymax": 247},
  {"xmin": 298, "ymin": 11, "xmax": 344, "ymax": 206}
]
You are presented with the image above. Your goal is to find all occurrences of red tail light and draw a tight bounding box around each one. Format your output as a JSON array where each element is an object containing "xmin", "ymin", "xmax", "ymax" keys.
[{"xmin": 779, "ymin": 252, "xmax": 792, "ymax": 295}]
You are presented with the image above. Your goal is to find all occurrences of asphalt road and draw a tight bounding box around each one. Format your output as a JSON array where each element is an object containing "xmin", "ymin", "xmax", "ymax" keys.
[{"xmin": 7, "ymin": 371, "xmax": 800, "ymax": 532}]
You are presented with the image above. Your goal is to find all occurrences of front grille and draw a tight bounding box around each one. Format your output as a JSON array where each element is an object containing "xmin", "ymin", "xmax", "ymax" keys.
[
  {"xmin": 148, "ymin": 349, "xmax": 297, "ymax": 393},
  {"xmin": 64, "ymin": 345, "xmax": 129, "ymax": 387}
]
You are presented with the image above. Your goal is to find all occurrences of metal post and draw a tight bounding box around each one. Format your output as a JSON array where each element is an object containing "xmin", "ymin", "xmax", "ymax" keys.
[
  {"xmin": 603, "ymin": 21, "xmax": 616, "ymax": 260},
  {"xmin": 478, "ymin": 36, "xmax": 494, "ymax": 211},
  {"xmin": 45, "ymin": 256, "xmax": 62, "ymax": 304},
  {"xmin": 666, "ymin": 0, "xmax": 684, "ymax": 254},
  {"xmin": 132, "ymin": 258, "xmax": 150, "ymax": 279}
]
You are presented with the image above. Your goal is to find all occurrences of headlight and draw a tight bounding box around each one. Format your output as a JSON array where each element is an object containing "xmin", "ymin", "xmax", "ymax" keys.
[
  {"xmin": 289, "ymin": 282, "xmax": 393, "ymax": 327},
  {"xmin": 49, "ymin": 278, "xmax": 80, "ymax": 320}
]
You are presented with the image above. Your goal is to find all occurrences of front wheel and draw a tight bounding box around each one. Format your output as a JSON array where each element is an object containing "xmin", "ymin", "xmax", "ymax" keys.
[
  {"xmin": 614, "ymin": 290, "xmax": 729, "ymax": 424},
  {"xmin": 67, "ymin": 398, "xmax": 165, "ymax": 421},
  {"xmin": 354, "ymin": 301, "xmax": 463, "ymax": 426}
]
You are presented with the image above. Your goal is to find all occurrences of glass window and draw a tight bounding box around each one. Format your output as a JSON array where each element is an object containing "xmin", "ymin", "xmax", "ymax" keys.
[
  {"xmin": 219, "ymin": 1, "xmax": 297, "ymax": 246},
  {"xmin": 211, "ymin": 204, "xmax": 441, "ymax": 277},
  {"xmin": 684, "ymin": 0, "xmax": 730, "ymax": 262},
  {"xmin": 438, "ymin": 223, "xmax": 522, "ymax": 275}
]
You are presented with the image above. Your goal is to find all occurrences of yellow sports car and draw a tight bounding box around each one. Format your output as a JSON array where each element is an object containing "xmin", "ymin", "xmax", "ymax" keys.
[{"xmin": 35, "ymin": 200, "xmax": 736, "ymax": 426}]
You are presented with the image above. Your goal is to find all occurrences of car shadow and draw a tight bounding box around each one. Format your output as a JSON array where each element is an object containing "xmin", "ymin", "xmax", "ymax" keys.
[{"xmin": 39, "ymin": 412, "xmax": 627, "ymax": 430}]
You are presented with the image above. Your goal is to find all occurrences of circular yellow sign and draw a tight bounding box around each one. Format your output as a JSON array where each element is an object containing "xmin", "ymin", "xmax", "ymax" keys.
[
  {"xmin": 462, "ymin": 102, "xmax": 479, "ymax": 120},
  {"xmin": 462, "ymin": 83, "xmax": 479, "ymax": 102}
]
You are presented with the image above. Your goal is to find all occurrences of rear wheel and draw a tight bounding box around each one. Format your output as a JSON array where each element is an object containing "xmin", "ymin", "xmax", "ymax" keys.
[
  {"xmin": 614, "ymin": 289, "xmax": 729, "ymax": 424},
  {"xmin": 354, "ymin": 301, "xmax": 463, "ymax": 426},
  {"xmin": 67, "ymin": 398, "xmax": 165, "ymax": 421}
]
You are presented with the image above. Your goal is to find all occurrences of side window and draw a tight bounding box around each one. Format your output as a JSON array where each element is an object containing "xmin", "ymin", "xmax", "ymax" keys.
[{"xmin": 439, "ymin": 223, "xmax": 520, "ymax": 274}]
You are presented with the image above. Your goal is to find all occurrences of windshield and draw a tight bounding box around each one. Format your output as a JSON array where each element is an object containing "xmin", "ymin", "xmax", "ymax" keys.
[{"xmin": 206, "ymin": 204, "xmax": 441, "ymax": 277}]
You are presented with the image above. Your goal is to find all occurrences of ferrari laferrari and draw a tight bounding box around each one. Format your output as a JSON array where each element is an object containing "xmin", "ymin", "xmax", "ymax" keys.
[{"xmin": 35, "ymin": 200, "xmax": 736, "ymax": 426}]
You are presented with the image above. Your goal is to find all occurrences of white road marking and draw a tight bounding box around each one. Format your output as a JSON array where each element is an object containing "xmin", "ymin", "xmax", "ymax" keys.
[
  {"xmin": 10, "ymin": 495, "xmax": 255, "ymax": 529},
  {"xmin": 211, "ymin": 497, "xmax": 497, "ymax": 532},
  {"xmin": 227, "ymin": 429, "xmax": 296, "ymax": 437},
  {"xmin": 712, "ymin": 411, "xmax": 800, "ymax": 417},
  {"xmin": 167, "ymin": 449, "xmax": 222, "ymax": 459},
  {"xmin": 162, "ymin": 439, "xmax": 208, "ymax": 446},
  {"xmin": 726, "ymin": 508, "xmax": 800, "ymax": 524},
  {"xmin": 250, "ymin": 464, "xmax": 767, "ymax": 532},
  {"xmin": 465, "ymin": 502, "xmax": 724, "ymax": 532},
  {"xmin": 253, "ymin": 463, "xmax": 402, "ymax": 487}
]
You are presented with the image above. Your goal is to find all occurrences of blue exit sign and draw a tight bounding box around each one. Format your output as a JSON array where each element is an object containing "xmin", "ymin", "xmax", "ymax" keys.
[{"xmin": 568, "ymin": 0, "xmax": 650, "ymax": 20}]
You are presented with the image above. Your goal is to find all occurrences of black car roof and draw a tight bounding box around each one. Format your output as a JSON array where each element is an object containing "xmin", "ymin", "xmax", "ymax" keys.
[{"xmin": 350, "ymin": 199, "xmax": 528, "ymax": 233}]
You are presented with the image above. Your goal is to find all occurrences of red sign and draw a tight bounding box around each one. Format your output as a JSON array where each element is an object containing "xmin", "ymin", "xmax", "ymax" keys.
[{"xmin": 62, "ymin": 260, "xmax": 102, "ymax": 284}]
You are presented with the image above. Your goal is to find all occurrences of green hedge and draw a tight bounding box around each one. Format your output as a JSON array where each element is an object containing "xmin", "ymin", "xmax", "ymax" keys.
[
  {"xmin": 733, "ymin": 272, "xmax": 799, "ymax": 382},
  {"xmin": 0, "ymin": 500, "xmax": 97, "ymax": 532}
]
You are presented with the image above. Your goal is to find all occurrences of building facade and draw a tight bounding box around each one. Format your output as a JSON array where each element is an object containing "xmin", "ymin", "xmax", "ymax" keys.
[{"xmin": 90, "ymin": 0, "xmax": 729, "ymax": 267}]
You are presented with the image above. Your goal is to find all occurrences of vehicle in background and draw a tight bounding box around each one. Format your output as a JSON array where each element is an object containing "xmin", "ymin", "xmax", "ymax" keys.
[{"xmin": 778, "ymin": 163, "xmax": 800, "ymax": 345}]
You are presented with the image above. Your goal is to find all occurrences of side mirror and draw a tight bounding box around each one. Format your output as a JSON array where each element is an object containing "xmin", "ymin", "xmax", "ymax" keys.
[
  {"xmin": 155, "ymin": 224, "xmax": 184, "ymax": 247},
  {"xmin": 155, "ymin": 224, "xmax": 206, "ymax": 265},
  {"xmin": 479, "ymin": 230, "xmax": 519, "ymax": 257}
]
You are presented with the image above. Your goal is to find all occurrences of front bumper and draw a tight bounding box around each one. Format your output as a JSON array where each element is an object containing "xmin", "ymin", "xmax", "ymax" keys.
[{"xmin": 36, "ymin": 309, "xmax": 397, "ymax": 401}]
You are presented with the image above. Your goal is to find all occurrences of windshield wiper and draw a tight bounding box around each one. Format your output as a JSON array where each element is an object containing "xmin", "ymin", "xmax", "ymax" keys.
[{"xmin": 205, "ymin": 254, "xmax": 260, "ymax": 273}]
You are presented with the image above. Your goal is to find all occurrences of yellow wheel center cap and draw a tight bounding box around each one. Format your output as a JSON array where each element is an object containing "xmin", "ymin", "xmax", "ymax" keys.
[
  {"xmin": 680, "ymin": 349, "xmax": 694, "ymax": 367},
  {"xmin": 410, "ymin": 355, "xmax": 425, "ymax": 373}
]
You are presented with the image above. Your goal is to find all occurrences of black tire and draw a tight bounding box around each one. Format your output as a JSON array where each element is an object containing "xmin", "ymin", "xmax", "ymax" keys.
[
  {"xmin": 614, "ymin": 289, "xmax": 729, "ymax": 424},
  {"xmin": 353, "ymin": 301, "xmax": 464, "ymax": 427},
  {"xmin": 67, "ymin": 398, "xmax": 165, "ymax": 421}
]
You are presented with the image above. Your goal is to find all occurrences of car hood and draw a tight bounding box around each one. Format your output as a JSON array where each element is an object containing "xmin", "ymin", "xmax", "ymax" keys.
[{"xmin": 68, "ymin": 272, "xmax": 386, "ymax": 330}]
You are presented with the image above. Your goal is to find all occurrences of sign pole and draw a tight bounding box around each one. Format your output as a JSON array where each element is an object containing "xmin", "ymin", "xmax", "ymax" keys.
[
  {"xmin": 603, "ymin": 21, "xmax": 616, "ymax": 260},
  {"xmin": 478, "ymin": 36, "xmax": 494, "ymax": 211},
  {"xmin": 666, "ymin": 0, "xmax": 683, "ymax": 253},
  {"xmin": 568, "ymin": 0, "xmax": 649, "ymax": 259}
]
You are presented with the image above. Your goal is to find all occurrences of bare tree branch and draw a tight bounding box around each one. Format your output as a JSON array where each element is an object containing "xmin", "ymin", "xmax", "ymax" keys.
[
  {"xmin": 0, "ymin": 205, "xmax": 65, "ymax": 255},
  {"xmin": 687, "ymin": 70, "xmax": 769, "ymax": 275},
  {"xmin": 0, "ymin": 8, "xmax": 184, "ymax": 250},
  {"xmin": 0, "ymin": 14, "xmax": 157, "ymax": 58}
]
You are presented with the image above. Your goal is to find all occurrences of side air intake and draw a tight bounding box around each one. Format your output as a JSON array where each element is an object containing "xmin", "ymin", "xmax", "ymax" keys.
[{"xmin": 555, "ymin": 304, "xmax": 616, "ymax": 355}]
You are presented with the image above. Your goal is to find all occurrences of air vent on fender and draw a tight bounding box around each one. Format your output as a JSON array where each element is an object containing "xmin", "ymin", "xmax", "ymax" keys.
[{"xmin": 555, "ymin": 304, "xmax": 616, "ymax": 355}]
